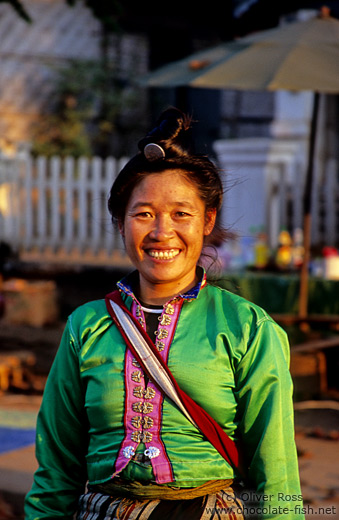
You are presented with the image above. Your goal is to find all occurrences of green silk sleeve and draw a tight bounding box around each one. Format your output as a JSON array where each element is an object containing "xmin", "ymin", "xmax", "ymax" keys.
[
  {"xmin": 235, "ymin": 318, "xmax": 305, "ymax": 519},
  {"xmin": 24, "ymin": 317, "xmax": 88, "ymax": 519}
]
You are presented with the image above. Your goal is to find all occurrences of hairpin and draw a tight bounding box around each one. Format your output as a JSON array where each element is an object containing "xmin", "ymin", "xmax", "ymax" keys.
[{"xmin": 144, "ymin": 143, "xmax": 165, "ymax": 161}]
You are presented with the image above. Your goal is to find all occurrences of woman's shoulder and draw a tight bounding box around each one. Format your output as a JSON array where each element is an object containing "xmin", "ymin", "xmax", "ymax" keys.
[
  {"xmin": 203, "ymin": 282, "xmax": 289, "ymax": 352},
  {"xmin": 71, "ymin": 298, "xmax": 108, "ymax": 317},
  {"xmin": 204, "ymin": 281, "xmax": 272, "ymax": 321},
  {"xmin": 67, "ymin": 299, "xmax": 111, "ymax": 334}
]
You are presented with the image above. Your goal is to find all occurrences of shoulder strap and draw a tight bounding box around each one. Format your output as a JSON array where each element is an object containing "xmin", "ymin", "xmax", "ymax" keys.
[{"xmin": 105, "ymin": 290, "xmax": 242, "ymax": 473}]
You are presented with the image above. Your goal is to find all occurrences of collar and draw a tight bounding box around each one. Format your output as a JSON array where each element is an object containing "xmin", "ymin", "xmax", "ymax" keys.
[{"xmin": 116, "ymin": 266, "xmax": 207, "ymax": 304}]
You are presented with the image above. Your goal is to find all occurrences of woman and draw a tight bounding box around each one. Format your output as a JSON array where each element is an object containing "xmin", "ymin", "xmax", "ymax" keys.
[{"xmin": 25, "ymin": 108, "xmax": 304, "ymax": 519}]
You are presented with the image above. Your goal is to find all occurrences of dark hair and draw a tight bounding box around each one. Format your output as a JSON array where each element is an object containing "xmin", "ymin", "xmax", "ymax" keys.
[{"xmin": 108, "ymin": 107, "xmax": 227, "ymax": 244}]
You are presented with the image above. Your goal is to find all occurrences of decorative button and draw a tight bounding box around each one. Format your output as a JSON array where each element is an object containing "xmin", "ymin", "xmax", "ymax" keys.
[
  {"xmin": 156, "ymin": 328, "xmax": 169, "ymax": 340},
  {"xmin": 155, "ymin": 340, "xmax": 165, "ymax": 352},
  {"xmin": 132, "ymin": 401, "xmax": 153, "ymax": 414},
  {"xmin": 143, "ymin": 416, "xmax": 154, "ymax": 429},
  {"xmin": 131, "ymin": 431, "xmax": 142, "ymax": 442},
  {"xmin": 144, "ymin": 387, "xmax": 156, "ymax": 399},
  {"xmin": 131, "ymin": 431, "xmax": 153, "ymax": 443},
  {"xmin": 132, "ymin": 359, "xmax": 141, "ymax": 368},
  {"xmin": 142, "ymin": 402, "xmax": 153, "ymax": 413},
  {"xmin": 133, "ymin": 386, "xmax": 144, "ymax": 398},
  {"xmin": 144, "ymin": 446, "xmax": 160, "ymax": 459},
  {"xmin": 136, "ymin": 306, "xmax": 142, "ymax": 317},
  {"xmin": 165, "ymin": 304, "xmax": 175, "ymax": 315},
  {"xmin": 131, "ymin": 416, "xmax": 142, "ymax": 429},
  {"xmin": 159, "ymin": 315, "xmax": 172, "ymax": 326},
  {"xmin": 123, "ymin": 446, "xmax": 135, "ymax": 459},
  {"xmin": 132, "ymin": 402, "xmax": 143, "ymax": 413},
  {"xmin": 131, "ymin": 370, "xmax": 143, "ymax": 382},
  {"xmin": 133, "ymin": 386, "xmax": 156, "ymax": 399}
]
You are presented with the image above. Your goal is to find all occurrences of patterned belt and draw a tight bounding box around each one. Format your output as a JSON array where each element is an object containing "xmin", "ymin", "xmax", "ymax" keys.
[{"xmin": 90, "ymin": 478, "xmax": 234, "ymax": 500}]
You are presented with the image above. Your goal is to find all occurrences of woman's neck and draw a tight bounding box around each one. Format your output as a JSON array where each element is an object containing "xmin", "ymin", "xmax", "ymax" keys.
[{"xmin": 137, "ymin": 276, "xmax": 198, "ymax": 306}]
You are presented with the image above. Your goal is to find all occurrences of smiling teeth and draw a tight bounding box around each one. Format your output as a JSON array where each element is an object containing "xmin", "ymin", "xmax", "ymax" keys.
[{"xmin": 148, "ymin": 249, "xmax": 179, "ymax": 260}]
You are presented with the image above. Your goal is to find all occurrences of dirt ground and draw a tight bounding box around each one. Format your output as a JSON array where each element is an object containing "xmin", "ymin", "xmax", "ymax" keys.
[{"xmin": 294, "ymin": 405, "xmax": 339, "ymax": 519}]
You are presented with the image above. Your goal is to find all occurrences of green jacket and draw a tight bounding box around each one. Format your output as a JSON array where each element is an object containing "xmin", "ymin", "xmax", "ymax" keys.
[{"xmin": 25, "ymin": 272, "xmax": 304, "ymax": 519}]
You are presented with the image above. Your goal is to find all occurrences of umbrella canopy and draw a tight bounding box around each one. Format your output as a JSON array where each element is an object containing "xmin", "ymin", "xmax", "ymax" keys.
[
  {"xmin": 140, "ymin": 9, "xmax": 339, "ymax": 93},
  {"xmin": 139, "ymin": 9, "xmax": 339, "ymax": 319}
]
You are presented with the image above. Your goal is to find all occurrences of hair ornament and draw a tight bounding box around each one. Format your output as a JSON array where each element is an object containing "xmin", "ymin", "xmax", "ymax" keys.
[{"xmin": 144, "ymin": 143, "xmax": 165, "ymax": 162}]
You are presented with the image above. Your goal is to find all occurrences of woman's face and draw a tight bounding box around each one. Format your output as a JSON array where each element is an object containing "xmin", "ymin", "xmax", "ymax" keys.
[{"xmin": 121, "ymin": 170, "xmax": 216, "ymax": 303}]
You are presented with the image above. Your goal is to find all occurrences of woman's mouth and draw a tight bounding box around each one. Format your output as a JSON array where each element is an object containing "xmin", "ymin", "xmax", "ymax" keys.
[{"xmin": 146, "ymin": 249, "xmax": 180, "ymax": 260}]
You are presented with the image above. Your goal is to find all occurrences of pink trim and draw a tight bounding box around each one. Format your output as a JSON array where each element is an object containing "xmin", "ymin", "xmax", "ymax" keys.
[
  {"xmin": 163, "ymin": 300, "xmax": 183, "ymax": 364},
  {"xmin": 114, "ymin": 299, "xmax": 183, "ymax": 483},
  {"xmin": 145, "ymin": 391, "xmax": 173, "ymax": 483},
  {"xmin": 112, "ymin": 347, "xmax": 141, "ymax": 477},
  {"xmin": 145, "ymin": 301, "xmax": 182, "ymax": 483},
  {"xmin": 106, "ymin": 290, "xmax": 241, "ymax": 474}
]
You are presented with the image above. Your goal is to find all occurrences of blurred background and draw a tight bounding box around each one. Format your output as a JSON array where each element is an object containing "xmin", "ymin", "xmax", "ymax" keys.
[{"xmin": 0, "ymin": 1, "xmax": 338, "ymax": 518}]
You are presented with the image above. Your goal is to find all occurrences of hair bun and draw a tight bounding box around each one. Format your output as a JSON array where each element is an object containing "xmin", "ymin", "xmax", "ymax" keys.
[
  {"xmin": 138, "ymin": 107, "xmax": 192, "ymax": 157},
  {"xmin": 153, "ymin": 108, "xmax": 190, "ymax": 140}
]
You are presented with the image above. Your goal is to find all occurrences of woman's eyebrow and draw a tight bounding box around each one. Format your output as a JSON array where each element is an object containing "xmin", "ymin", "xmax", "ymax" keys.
[
  {"xmin": 129, "ymin": 201, "xmax": 196, "ymax": 210},
  {"xmin": 128, "ymin": 201, "xmax": 153, "ymax": 210}
]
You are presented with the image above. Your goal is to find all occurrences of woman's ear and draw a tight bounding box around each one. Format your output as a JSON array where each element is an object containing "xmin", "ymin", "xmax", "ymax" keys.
[{"xmin": 204, "ymin": 209, "xmax": 217, "ymax": 236}]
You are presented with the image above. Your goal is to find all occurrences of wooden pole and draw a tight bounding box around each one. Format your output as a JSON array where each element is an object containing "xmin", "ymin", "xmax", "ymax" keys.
[{"xmin": 298, "ymin": 91, "xmax": 320, "ymax": 319}]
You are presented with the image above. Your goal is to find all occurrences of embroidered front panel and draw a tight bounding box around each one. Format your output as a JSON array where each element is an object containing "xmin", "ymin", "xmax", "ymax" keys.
[{"xmin": 113, "ymin": 298, "xmax": 183, "ymax": 484}]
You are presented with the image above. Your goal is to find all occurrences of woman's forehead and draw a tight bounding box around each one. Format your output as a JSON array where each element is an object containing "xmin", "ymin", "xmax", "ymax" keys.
[{"xmin": 127, "ymin": 171, "xmax": 203, "ymax": 205}]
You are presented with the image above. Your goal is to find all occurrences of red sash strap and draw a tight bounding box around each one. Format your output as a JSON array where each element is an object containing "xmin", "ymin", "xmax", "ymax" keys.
[{"xmin": 105, "ymin": 290, "xmax": 243, "ymax": 474}]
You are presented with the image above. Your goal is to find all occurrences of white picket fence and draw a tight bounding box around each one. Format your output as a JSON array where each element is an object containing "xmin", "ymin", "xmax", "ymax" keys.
[
  {"xmin": 0, "ymin": 154, "xmax": 130, "ymax": 265},
  {"xmin": 0, "ymin": 153, "xmax": 338, "ymax": 265}
]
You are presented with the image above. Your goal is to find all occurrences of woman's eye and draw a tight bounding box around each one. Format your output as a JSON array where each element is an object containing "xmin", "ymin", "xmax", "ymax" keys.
[{"xmin": 136, "ymin": 211, "xmax": 152, "ymax": 218}]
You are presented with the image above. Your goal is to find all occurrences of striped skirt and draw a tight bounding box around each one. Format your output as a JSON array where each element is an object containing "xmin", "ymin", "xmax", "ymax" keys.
[{"xmin": 76, "ymin": 486, "xmax": 245, "ymax": 520}]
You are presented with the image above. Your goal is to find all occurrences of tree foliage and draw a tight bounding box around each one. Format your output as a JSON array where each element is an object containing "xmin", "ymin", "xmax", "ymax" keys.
[{"xmin": 31, "ymin": 58, "xmax": 140, "ymax": 158}]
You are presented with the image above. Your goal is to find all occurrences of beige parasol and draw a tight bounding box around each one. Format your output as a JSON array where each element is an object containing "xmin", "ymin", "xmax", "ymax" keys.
[
  {"xmin": 140, "ymin": 8, "xmax": 339, "ymax": 92},
  {"xmin": 139, "ymin": 7, "xmax": 339, "ymax": 318}
]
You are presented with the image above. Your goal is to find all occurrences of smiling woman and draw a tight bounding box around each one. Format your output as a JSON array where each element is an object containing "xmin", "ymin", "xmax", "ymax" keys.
[
  {"xmin": 121, "ymin": 171, "xmax": 215, "ymax": 304},
  {"xmin": 25, "ymin": 108, "xmax": 305, "ymax": 520}
]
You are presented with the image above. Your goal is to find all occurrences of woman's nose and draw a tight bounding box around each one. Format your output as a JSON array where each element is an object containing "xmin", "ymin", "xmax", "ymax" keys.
[{"xmin": 149, "ymin": 215, "xmax": 175, "ymax": 241}]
